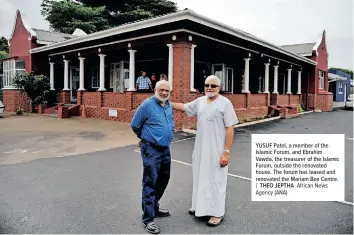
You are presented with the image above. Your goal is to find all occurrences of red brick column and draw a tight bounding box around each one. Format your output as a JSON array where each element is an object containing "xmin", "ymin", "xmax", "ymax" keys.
[
  {"xmin": 170, "ymin": 42, "xmax": 193, "ymax": 130},
  {"xmin": 126, "ymin": 91, "xmax": 134, "ymax": 122},
  {"xmin": 98, "ymin": 91, "xmax": 104, "ymax": 107},
  {"xmin": 77, "ymin": 91, "xmax": 83, "ymax": 105},
  {"xmin": 266, "ymin": 93, "xmax": 270, "ymax": 106},
  {"xmin": 245, "ymin": 93, "xmax": 251, "ymax": 108},
  {"xmin": 270, "ymin": 93, "xmax": 278, "ymax": 106},
  {"xmin": 62, "ymin": 91, "xmax": 71, "ymax": 104}
]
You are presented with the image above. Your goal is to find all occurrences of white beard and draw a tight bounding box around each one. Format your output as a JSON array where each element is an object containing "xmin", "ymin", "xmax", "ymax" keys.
[
  {"xmin": 206, "ymin": 91, "xmax": 217, "ymax": 97},
  {"xmin": 155, "ymin": 92, "xmax": 170, "ymax": 102}
]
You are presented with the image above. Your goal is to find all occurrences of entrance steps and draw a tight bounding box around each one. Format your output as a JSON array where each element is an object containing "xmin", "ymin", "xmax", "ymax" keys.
[
  {"xmin": 42, "ymin": 103, "xmax": 80, "ymax": 119},
  {"xmin": 268, "ymin": 104, "xmax": 299, "ymax": 119},
  {"xmin": 42, "ymin": 109, "xmax": 58, "ymax": 118}
]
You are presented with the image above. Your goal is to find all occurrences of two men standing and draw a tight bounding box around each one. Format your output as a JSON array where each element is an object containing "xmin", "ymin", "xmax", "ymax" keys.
[{"xmin": 131, "ymin": 75, "xmax": 238, "ymax": 233}]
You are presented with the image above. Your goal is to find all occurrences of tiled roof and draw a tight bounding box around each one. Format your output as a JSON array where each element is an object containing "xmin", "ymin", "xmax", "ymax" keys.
[
  {"xmin": 29, "ymin": 8, "xmax": 317, "ymax": 65},
  {"xmin": 328, "ymin": 68, "xmax": 352, "ymax": 79},
  {"xmin": 32, "ymin": 28, "xmax": 77, "ymax": 44},
  {"xmin": 280, "ymin": 42, "xmax": 316, "ymax": 56},
  {"xmin": 105, "ymin": 8, "xmax": 263, "ymax": 41},
  {"xmin": 328, "ymin": 72, "xmax": 347, "ymax": 81}
]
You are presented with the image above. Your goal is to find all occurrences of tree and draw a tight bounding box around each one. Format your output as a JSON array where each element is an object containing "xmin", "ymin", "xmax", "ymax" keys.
[
  {"xmin": 79, "ymin": 0, "xmax": 178, "ymax": 25},
  {"xmin": 12, "ymin": 71, "xmax": 51, "ymax": 113},
  {"xmin": 41, "ymin": 0, "xmax": 109, "ymax": 34},
  {"xmin": 0, "ymin": 51, "xmax": 8, "ymax": 59},
  {"xmin": 41, "ymin": 0, "xmax": 178, "ymax": 34},
  {"xmin": 0, "ymin": 36, "xmax": 8, "ymax": 52}
]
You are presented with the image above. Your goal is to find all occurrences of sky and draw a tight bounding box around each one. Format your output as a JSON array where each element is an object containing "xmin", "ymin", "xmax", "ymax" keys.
[{"xmin": 0, "ymin": 0, "xmax": 352, "ymax": 69}]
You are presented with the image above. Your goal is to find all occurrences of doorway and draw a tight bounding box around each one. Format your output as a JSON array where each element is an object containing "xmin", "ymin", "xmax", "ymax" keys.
[
  {"xmin": 211, "ymin": 64, "xmax": 233, "ymax": 93},
  {"xmin": 70, "ymin": 67, "xmax": 80, "ymax": 103},
  {"xmin": 110, "ymin": 61, "xmax": 129, "ymax": 93},
  {"xmin": 278, "ymin": 73, "xmax": 286, "ymax": 94}
]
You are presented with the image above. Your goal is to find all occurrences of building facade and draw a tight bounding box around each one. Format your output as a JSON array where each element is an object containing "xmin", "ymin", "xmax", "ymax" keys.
[
  {"xmin": 2, "ymin": 9, "xmax": 333, "ymax": 129},
  {"xmin": 328, "ymin": 68, "xmax": 351, "ymax": 102},
  {"xmin": 1, "ymin": 10, "xmax": 83, "ymax": 112}
]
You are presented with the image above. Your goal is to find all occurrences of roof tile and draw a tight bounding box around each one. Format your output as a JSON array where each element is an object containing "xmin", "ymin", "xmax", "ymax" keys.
[
  {"xmin": 32, "ymin": 28, "xmax": 77, "ymax": 44},
  {"xmin": 280, "ymin": 42, "xmax": 316, "ymax": 56}
]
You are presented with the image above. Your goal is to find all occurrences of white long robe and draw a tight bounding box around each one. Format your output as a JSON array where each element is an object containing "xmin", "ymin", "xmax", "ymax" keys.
[{"xmin": 184, "ymin": 95, "xmax": 239, "ymax": 217}]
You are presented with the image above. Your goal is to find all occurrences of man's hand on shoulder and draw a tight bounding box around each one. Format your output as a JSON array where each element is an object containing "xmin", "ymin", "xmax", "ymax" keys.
[{"xmin": 170, "ymin": 102, "xmax": 185, "ymax": 111}]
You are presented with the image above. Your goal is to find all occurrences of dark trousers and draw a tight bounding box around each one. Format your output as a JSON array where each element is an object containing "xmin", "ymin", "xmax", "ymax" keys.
[{"xmin": 140, "ymin": 141, "xmax": 171, "ymax": 224}]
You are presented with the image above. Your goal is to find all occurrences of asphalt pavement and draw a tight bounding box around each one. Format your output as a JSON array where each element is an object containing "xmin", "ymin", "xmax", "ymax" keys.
[{"xmin": 0, "ymin": 109, "xmax": 352, "ymax": 234}]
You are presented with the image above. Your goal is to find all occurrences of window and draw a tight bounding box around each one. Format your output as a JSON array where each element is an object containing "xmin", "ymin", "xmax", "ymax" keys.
[
  {"xmin": 338, "ymin": 81, "xmax": 343, "ymax": 94},
  {"xmin": 225, "ymin": 67, "xmax": 233, "ymax": 92},
  {"xmin": 2, "ymin": 59, "xmax": 26, "ymax": 88},
  {"xmin": 211, "ymin": 64, "xmax": 233, "ymax": 93},
  {"xmin": 319, "ymin": 70, "xmax": 325, "ymax": 89},
  {"xmin": 91, "ymin": 66, "xmax": 99, "ymax": 88},
  {"xmin": 258, "ymin": 75, "xmax": 265, "ymax": 93}
]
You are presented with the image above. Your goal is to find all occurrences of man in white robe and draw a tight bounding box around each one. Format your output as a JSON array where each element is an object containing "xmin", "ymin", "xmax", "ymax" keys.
[{"xmin": 171, "ymin": 75, "xmax": 238, "ymax": 226}]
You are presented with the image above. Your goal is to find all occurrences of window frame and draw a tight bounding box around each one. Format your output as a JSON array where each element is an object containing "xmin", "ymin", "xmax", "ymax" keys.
[
  {"xmin": 2, "ymin": 59, "xmax": 26, "ymax": 89},
  {"xmin": 319, "ymin": 70, "xmax": 325, "ymax": 89},
  {"xmin": 338, "ymin": 81, "xmax": 343, "ymax": 94}
]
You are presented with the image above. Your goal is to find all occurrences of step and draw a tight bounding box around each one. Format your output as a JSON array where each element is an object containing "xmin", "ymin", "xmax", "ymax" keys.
[
  {"xmin": 42, "ymin": 113, "xmax": 58, "ymax": 118},
  {"xmin": 64, "ymin": 103, "xmax": 76, "ymax": 107}
]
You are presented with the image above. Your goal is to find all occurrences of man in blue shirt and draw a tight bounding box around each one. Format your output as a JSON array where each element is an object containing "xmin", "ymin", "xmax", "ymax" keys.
[
  {"xmin": 131, "ymin": 80, "xmax": 174, "ymax": 234},
  {"xmin": 136, "ymin": 71, "xmax": 153, "ymax": 92}
]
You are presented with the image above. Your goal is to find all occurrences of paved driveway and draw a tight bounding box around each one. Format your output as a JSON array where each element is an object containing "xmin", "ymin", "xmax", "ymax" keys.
[
  {"xmin": 0, "ymin": 114, "xmax": 139, "ymax": 165},
  {"xmin": 0, "ymin": 110, "xmax": 352, "ymax": 234}
]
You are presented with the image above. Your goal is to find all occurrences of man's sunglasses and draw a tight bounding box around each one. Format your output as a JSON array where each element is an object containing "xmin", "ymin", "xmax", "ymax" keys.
[{"xmin": 204, "ymin": 84, "xmax": 219, "ymax": 88}]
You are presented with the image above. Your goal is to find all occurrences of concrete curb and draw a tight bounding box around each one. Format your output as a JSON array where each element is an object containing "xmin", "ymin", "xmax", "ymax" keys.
[
  {"xmin": 182, "ymin": 110, "xmax": 315, "ymax": 135},
  {"xmin": 234, "ymin": 116, "xmax": 281, "ymax": 128},
  {"xmin": 298, "ymin": 111, "xmax": 314, "ymax": 115}
]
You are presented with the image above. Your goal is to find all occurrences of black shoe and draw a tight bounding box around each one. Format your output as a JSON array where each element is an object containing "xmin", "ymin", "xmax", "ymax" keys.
[
  {"xmin": 143, "ymin": 221, "xmax": 160, "ymax": 234},
  {"xmin": 188, "ymin": 209, "xmax": 195, "ymax": 215},
  {"xmin": 155, "ymin": 208, "xmax": 170, "ymax": 217}
]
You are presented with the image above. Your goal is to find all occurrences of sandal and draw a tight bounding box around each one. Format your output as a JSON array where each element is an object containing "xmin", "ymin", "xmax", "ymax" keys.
[{"xmin": 207, "ymin": 217, "xmax": 223, "ymax": 226}]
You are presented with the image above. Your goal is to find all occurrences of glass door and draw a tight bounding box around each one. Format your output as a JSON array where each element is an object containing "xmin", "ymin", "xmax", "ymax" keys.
[
  {"xmin": 70, "ymin": 67, "xmax": 80, "ymax": 103},
  {"xmin": 211, "ymin": 64, "xmax": 225, "ymax": 90},
  {"xmin": 225, "ymin": 67, "xmax": 233, "ymax": 93}
]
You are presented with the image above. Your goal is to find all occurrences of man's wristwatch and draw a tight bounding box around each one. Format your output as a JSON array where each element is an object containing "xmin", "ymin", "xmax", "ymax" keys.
[{"xmin": 224, "ymin": 149, "xmax": 230, "ymax": 153}]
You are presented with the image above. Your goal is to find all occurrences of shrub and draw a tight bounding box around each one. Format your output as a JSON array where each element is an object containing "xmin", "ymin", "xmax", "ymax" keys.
[{"xmin": 12, "ymin": 71, "xmax": 50, "ymax": 112}]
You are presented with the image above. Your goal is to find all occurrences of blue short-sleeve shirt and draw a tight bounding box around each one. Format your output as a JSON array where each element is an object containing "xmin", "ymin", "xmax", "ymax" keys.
[{"xmin": 130, "ymin": 96, "xmax": 175, "ymax": 147}]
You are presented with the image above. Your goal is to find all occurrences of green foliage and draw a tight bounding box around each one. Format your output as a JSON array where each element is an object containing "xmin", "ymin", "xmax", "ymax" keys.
[
  {"xmin": 42, "ymin": 0, "xmax": 109, "ymax": 34},
  {"xmin": 0, "ymin": 51, "xmax": 8, "ymax": 59},
  {"xmin": 41, "ymin": 0, "xmax": 178, "ymax": 33},
  {"xmin": 329, "ymin": 67, "xmax": 353, "ymax": 79},
  {"xmin": 12, "ymin": 71, "xmax": 51, "ymax": 107},
  {"xmin": 297, "ymin": 104, "xmax": 304, "ymax": 113},
  {"xmin": 0, "ymin": 37, "xmax": 8, "ymax": 52},
  {"xmin": 16, "ymin": 108, "xmax": 23, "ymax": 116}
]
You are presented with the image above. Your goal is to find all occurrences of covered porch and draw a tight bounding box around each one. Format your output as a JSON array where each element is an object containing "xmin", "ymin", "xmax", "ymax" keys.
[{"xmin": 27, "ymin": 9, "xmax": 317, "ymax": 129}]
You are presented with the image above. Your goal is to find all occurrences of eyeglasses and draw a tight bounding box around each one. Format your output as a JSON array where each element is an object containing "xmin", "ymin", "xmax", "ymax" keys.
[{"xmin": 204, "ymin": 84, "xmax": 219, "ymax": 88}]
